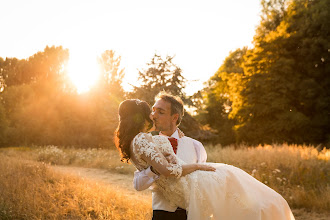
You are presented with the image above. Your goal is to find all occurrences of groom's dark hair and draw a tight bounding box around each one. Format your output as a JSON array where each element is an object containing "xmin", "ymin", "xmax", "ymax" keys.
[{"xmin": 155, "ymin": 91, "xmax": 184, "ymax": 126}]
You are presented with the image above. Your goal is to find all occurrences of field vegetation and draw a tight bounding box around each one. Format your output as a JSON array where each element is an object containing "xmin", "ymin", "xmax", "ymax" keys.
[
  {"xmin": 0, "ymin": 154, "xmax": 151, "ymax": 219},
  {"xmin": 0, "ymin": 144, "xmax": 328, "ymax": 219}
]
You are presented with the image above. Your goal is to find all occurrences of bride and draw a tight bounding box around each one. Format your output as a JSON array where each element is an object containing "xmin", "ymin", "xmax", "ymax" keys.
[{"xmin": 115, "ymin": 99, "xmax": 295, "ymax": 220}]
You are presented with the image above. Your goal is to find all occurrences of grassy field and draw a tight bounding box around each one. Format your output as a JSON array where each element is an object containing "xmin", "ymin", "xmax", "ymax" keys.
[
  {"xmin": 0, "ymin": 145, "xmax": 136, "ymax": 174},
  {"xmin": 0, "ymin": 144, "xmax": 329, "ymax": 219},
  {"xmin": 0, "ymin": 155, "xmax": 151, "ymax": 219},
  {"xmin": 206, "ymin": 144, "xmax": 329, "ymax": 211}
]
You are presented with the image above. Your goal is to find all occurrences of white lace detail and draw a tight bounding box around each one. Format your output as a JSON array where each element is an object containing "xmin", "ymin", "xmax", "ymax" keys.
[
  {"xmin": 132, "ymin": 133, "xmax": 182, "ymax": 178},
  {"xmin": 167, "ymin": 164, "xmax": 182, "ymax": 178},
  {"xmin": 152, "ymin": 135, "xmax": 175, "ymax": 154},
  {"xmin": 133, "ymin": 133, "xmax": 164, "ymax": 165}
]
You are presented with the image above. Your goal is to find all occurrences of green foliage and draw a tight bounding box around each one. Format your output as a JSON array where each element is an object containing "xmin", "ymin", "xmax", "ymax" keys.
[
  {"xmin": 129, "ymin": 54, "xmax": 187, "ymax": 104},
  {"xmin": 201, "ymin": 0, "xmax": 330, "ymax": 146},
  {"xmin": 256, "ymin": 0, "xmax": 287, "ymax": 40},
  {"xmin": 200, "ymin": 48, "xmax": 247, "ymax": 145},
  {"xmin": 238, "ymin": 0, "xmax": 330, "ymax": 145}
]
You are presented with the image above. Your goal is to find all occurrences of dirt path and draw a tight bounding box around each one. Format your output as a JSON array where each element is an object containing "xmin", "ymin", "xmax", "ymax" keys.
[
  {"xmin": 51, "ymin": 165, "xmax": 152, "ymax": 202},
  {"xmin": 50, "ymin": 166, "xmax": 328, "ymax": 220}
]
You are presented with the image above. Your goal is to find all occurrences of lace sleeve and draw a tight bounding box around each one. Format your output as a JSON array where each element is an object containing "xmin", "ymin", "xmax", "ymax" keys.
[{"xmin": 132, "ymin": 133, "xmax": 182, "ymax": 178}]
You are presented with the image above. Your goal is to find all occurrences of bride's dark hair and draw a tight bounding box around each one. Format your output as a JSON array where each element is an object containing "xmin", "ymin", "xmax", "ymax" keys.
[{"xmin": 115, "ymin": 99, "xmax": 153, "ymax": 163}]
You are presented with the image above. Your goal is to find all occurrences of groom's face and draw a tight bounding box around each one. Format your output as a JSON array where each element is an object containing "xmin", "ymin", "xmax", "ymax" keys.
[{"xmin": 151, "ymin": 99, "xmax": 177, "ymax": 132}]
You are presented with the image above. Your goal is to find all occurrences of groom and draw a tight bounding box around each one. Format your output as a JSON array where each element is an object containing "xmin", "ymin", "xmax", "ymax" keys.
[{"xmin": 133, "ymin": 92, "xmax": 207, "ymax": 220}]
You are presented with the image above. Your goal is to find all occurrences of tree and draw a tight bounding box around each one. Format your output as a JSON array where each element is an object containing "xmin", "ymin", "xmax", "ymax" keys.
[
  {"xmin": 0, "ymin": 57, "xmax": 30, "ymax": 87},
  {"xmin": 28, "ymin": 45, "xmax": 69, "ymax": 83},
  {"xmin": 201, "ymin": 48, "xmax": 247, "ymax": 145},
  {"xmin": 0, "ymin": 46, "xmax": 69, "ymax": 89},
  {"xmin": 200, "ymin": 0, "xmax": 329, "ymax": 146},
  {"xmin": 97, "ymin": 50, "xmax": 125, "ymax": 100},
  {"xmin": 256, "ymin": 0, "xmax": 288, "ymax": 40},
  {"xmin": 0, "ymin": 47, "xmax": 119, "ymax": 148},
  {"xmin": 129, "ymin": 54, "xmax": 187, "ymax": 105},
  {"xmin": 237, "ymin": 0, "xmax": 330, "ymax": 145}
]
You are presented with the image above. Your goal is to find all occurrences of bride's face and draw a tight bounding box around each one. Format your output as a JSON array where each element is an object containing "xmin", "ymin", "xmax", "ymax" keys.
[{"xmin": 142, "ymin": 115, "xmax": 153, "ymax": 132}]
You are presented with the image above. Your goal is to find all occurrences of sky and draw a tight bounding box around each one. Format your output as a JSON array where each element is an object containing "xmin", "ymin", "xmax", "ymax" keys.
[{"xmin": 1, "ymin": 0, "xmax": 262, "ymax": 95}]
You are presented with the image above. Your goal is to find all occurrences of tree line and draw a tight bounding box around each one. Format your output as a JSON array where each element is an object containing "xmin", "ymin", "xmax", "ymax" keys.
[
  {"xmin": 0, "ymin": 0, "xmax": 329, "ymax": 148},
  {"xmin": 199, "ymin": 0, "xmax": 329, "ymax": 146}
]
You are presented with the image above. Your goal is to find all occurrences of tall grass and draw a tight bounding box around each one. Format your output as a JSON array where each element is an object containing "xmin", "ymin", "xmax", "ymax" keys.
[
  {"xmin": 0, "ymin": 146, "xmax": 135, "ymax": 174},
  {"xmin": 206, "ymin": 143, "xmax": 330, "ymax": 211},
  {"xmin": 0, "ymin": 155, "xmax": 151, "ymax": 219},
  {"xmin": 1, "ymin": 143, "xmax": 329, "ymax": 214}
]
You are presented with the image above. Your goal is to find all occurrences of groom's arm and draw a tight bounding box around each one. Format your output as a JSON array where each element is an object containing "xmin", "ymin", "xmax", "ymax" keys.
[{"xmin": 133, "ymin": 167, "xmax": 159, "ymax": 191}]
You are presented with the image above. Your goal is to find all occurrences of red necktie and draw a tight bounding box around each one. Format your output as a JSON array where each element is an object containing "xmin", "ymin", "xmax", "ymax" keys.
[{"xmin": 168, "ymin": 137, "xmax": 178, "ymax": 154}]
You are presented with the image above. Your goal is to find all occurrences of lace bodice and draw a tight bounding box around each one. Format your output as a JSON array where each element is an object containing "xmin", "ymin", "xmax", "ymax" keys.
[
  {"xmin": 130, "ymin": 133, "xmax": 191, "ymax": 208},
  {"xmin": 131, "ymin": 132, "xmax": 183, "ymax": 178}
]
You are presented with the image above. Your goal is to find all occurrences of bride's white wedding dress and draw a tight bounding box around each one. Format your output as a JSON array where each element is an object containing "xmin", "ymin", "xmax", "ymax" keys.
[{"xmin": 131, "ymin": 133, "xmax": 295, "ymax": 220}]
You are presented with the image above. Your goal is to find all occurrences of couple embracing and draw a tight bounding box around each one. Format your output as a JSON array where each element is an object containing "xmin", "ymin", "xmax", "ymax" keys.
[{"xmin": 115, "ymin": 92, "xmax": 295, "ymax": 220}]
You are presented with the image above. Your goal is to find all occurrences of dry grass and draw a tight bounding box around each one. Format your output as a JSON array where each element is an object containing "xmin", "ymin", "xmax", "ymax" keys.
[
  {"xmin": 0, "ymin": 155, "xmax": 151, "ymax": 219},
  {"xmin": 0, "ymin": 143, "xmax": 329, "ymax": 217},
  {"xmin": 0, "ymin": 146, "xmax": 135, "ymax": 174},
  {"xmin": 205, "ymin": 143, "xmax": 330, "ymax": 212}
]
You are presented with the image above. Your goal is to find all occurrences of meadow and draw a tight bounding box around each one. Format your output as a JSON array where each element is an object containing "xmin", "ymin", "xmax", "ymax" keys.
[{"xmin": 0, "ymin": 144, "xmax": 329, "ymax": 219}]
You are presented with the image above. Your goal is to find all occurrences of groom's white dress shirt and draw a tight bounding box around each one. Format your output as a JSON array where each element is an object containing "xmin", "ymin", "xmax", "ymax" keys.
[{"xmin": 133, "ymin": 129, "xmax": 207, "ymax": 212}]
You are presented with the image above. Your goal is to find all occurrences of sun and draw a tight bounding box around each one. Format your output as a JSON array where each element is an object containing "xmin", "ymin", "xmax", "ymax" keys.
[{"xmin": 67, "ymin": 50, "xmax": 100, "ymax": 94}]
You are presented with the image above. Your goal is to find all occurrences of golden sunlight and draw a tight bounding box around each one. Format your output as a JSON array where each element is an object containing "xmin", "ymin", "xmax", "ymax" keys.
[{"xmin": 67, "ymin": 50, "xmax": 100, "ymax": 94}]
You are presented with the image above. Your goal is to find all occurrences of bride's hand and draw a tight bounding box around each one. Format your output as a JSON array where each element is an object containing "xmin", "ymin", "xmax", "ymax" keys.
[{"xmin": 196, "ymin": 164, "xmax": 216, "ymax": 172}]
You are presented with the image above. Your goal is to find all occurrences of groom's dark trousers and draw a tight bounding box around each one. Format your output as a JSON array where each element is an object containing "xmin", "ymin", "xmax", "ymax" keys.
[{"xmin": 152, "ymin": 208, "xmax": 187, "ymax": 220}]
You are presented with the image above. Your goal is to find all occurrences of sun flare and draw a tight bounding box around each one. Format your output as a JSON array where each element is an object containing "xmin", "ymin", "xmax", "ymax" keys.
[{"xmin": 67, "ymin": 51, "xmax": 100, "ymax": 94}]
